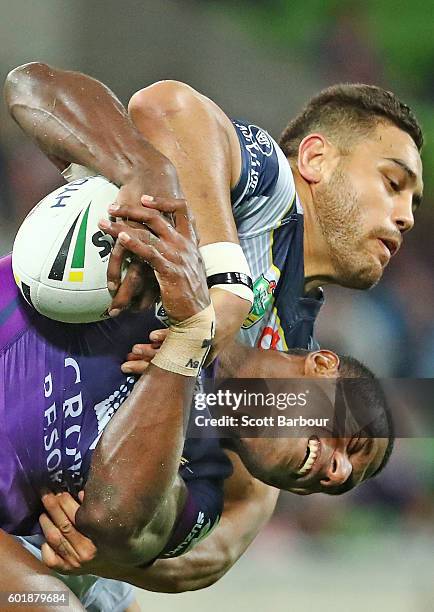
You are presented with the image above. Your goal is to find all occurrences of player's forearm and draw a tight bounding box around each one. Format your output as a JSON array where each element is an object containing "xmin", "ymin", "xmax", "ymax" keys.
[
  {"xmin": 209, "ymin": 288, "xmax": 250, "ymax": 359},
  {"xmin": 116, "ymin": 460, "xmax": 280, "ymax": 592},
  {"xmin": 98, "ymin": 526, "xmax": 233, "ymax": 593},
  {"xmin": 4, "ymin": 62, "xmax": 175, "ymax": 189},
  {"xmin": 129, "ymin": 81, "xmax": 251, "ymax": 348},
  {"xmin": 85, "ymin": 486, "xmax": 277, "ymax": 592},
  {"xmin": 135, "ymin": 510, "xmax": 255, "ymax": 592},
  {"xmin": 76, "ymin": 365, "xmax": 194, "ymax": 564},
  {"xmin": 165, "ymin": 484, "xmax": 280, "ymax": 592}
]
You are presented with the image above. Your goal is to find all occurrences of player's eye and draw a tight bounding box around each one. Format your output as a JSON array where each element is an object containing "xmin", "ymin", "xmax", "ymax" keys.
[{"xmin": 387, "ymin": 177, "xmax": 400, "ymax": 192}]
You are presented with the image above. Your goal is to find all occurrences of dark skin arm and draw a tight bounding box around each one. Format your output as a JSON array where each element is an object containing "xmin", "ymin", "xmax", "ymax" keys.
[
  {"xmin": 76, "ymin": 365, "xmax": 193, "ymax": 567},
  {"xmin": 3, "ymin": 62, "xmax": 181, "ymax": 306},
  {"xmin": 3, "ymin": 62, "xmax": 180, "ymax": 196},
  {"xmin": 0, "ymin": 529, "xmax": 84, "ymax": 611},
  {"xmin": 75, "ymin": 197, "xmax": 212, "ymax": 567},
  {"xmin": 4, "ymin": 66, "xmax": 250, "ymax": 343},
  {"xmin": 124, "ymin": 81, "xmax": 250, "ymax": 354},
  {"xmin": 40, "ymin": 453, "xmax": 279, "ymax": 592},
  {"xmin": 122, "ymin": 451, "xmax": 279, "ymax": 592}
]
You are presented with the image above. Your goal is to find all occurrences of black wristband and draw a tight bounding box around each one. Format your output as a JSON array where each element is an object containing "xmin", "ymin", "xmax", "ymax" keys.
[{"xmin": 207, "ymin": 272, "xmax": 253, "ymax": 290}]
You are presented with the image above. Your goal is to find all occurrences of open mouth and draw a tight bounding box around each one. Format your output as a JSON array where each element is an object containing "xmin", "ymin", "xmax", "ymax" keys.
[
  {"xmin": 378, "ymin": 238, "xmax": 398, "ymax": 258},
  {"xmin": 295, "ymin": 436, "xmax": 321, "ymax": 476}
]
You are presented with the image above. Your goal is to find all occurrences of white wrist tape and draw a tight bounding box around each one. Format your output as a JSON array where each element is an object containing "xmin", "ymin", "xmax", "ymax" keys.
[
  {"xmin": 151, "ymin": 303, "xmax": 215, "ymax": 376},
  {"xmin": 199, "ymin": 242, "xmax": 254, "ymax": 305},
  {"xmin": 61, "ymin": 164, "xmax": 95, "ymax": 182}
]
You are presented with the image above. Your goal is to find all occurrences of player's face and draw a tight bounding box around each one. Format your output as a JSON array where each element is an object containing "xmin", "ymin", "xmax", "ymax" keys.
[
  {"xmin": 315, "ymin": 123, "xmax": 423, "ymax": 289},
  {"xmin": 235, "ymin": 434, "xmax": 388, "ymax": 495},
  {"xmin": 229, "ymin": 349, "xmax": 389, "ymax": 495}
]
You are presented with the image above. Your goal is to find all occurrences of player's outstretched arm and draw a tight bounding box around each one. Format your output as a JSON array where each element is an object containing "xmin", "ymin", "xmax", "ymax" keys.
[
  {"xmin": 40, "ymin": 453, "xmax": 278, "ymax": 592},
  {"xmin": 121, "ymin": 81, "xmax": 253, "ymax": 354},
  {"xmin": 4, "ymin": 63, "xmax": 185, "ymax": 307},
  {"xmin": 75, "ymin": 198, "xmax": 214, "ymax": 567},
  {"xmin": 3, "ymin": 62, "xmax": 180, "ymax": 198},
  {"xmin": 125, "ymin": 451, "xmax": 279, "ymax": 592}
]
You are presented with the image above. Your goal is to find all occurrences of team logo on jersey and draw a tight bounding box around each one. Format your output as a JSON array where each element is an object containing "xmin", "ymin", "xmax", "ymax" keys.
[
  {"xmin": 235, "ymin": 122, "xmax": 273, "ymax": 158},
  {"xmin": 254, "ymin": 127, "xmax": 273, "ymax": 157},
  {"xmin": 242, "ymin": 274, "xmax": 276, "ymax": 329}
]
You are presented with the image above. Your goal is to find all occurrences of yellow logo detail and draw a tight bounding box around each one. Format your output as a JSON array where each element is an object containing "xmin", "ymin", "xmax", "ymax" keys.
[{"xmin": 68, "ymin": 271, "xmax": 84, "ymax": 282}]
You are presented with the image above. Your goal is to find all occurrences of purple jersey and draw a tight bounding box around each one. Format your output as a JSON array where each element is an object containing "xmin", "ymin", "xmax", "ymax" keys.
[{"xmin": 0, "ymin": 254, "xmax": 231, "ymax": 541}]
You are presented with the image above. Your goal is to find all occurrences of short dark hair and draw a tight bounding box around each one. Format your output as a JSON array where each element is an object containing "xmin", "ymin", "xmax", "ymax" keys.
[
  {"xmin": 335, "ymin": 354, "xmax": 395, "ymax": 478},
  {"xmin": 279, "ymin": 83, "xmax": 423, "ymax": 159}
]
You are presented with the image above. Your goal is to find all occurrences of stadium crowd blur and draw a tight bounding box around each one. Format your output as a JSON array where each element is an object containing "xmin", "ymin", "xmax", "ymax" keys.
[{"xmin": 0, "ymin": 2, "xmax": 433, "ymax": 607}]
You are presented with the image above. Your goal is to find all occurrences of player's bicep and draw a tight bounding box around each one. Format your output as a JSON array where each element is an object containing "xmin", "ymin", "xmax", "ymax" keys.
[
  {"xmin": 122, "ymin": 456, "xmax": 276, "ymax": 592},
  {"xmin": 124, "ymin": 472, "xmax": 224, "ymax": 565},
  {"xmin": 127, "ymin": 474, "xmax": 188, "ymax": 565},
  {"xmin": 128, "ymin": 80, "xmax": 242, "ymax": 246}
]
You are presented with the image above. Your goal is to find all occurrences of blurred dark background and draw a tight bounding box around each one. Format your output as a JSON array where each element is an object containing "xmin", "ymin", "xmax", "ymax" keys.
[{"xmin": 1, "ymin": 2, "xmax": 433, "ymax": 609}]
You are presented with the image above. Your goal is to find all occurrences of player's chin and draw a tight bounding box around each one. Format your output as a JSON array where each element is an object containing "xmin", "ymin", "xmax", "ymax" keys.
[{"xmin": 338, "ymin": 255, "xmax": 383, "ymax": 290}]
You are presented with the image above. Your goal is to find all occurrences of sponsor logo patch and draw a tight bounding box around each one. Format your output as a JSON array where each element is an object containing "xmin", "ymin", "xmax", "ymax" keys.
[{"xmin": 242, "ymin": 274, "xmax": 276, "ymax": 329}]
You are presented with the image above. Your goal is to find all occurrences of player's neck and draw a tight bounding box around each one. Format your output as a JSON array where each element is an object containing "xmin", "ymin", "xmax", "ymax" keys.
[
  {"xmin": 292, "ymin": 166, "xmax": 336, "ymax": 292},
  {"xmin": 218, "ymin": 343, "xmax": 305, "ymax": 378},
  {"xmin": 217, "ymin": 342, "xmax": 262, "ymax": 378}
]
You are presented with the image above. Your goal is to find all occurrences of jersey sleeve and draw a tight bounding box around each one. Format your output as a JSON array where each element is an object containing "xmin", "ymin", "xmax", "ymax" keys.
[
  {"xmin": 230, "ymin": 119, "xmax": 296, "ymax": 239},
  {"xmin": 157, "ymin": 398, "xmax": 233, "ymax": 559},
  {"xmin": 157, "ymin": 478, "xmax": 223, "ymax": 559},
  {"xmin": 0, "ymin": 255, "xmax": 32, "ymax": 352},
  {"xmin": 155, "ymin": 439, "xmax": 231, "ymax": 558}
]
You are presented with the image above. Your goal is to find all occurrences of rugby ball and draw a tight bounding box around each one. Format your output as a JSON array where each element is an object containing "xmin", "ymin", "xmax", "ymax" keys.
[{"xmin": 12, "ymin": 175, "xmax": 122, "ymax": 323}]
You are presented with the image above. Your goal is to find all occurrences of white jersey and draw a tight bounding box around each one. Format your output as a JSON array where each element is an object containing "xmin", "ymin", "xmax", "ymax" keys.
[
  {"xmin": 230, "ymin": 119, "xmax": 323, "ymax": 350},
  {"xmin": 63, "ymin": 119, "xmax": 323, "ymax": 352}
]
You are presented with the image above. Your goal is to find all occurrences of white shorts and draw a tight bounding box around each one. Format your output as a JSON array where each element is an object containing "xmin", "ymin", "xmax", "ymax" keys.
[{"xmin": 15, "ymin": 535, "xmax": 134, "ymax": 612}]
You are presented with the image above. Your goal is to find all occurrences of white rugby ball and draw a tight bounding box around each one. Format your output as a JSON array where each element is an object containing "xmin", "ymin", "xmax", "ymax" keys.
[{"xmin": 12, "ymin": 175, "xmax": 121, "ymax": 323}]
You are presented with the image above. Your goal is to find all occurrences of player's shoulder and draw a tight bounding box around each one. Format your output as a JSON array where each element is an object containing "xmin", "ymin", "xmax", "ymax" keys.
[
  {"xmin": 129, "ymin": 80, "xmax": 238, "ymax": 164},
  {"xmin": 129, "ymin": 80, "xmax": 229, "ymax": 127},
  {"xmin": 231, "ymin": 118, "xmax": 294, "ymax": 205},
  {"xmin": 131, "ymin": 80, "xmax": 201, "ymax": 108},
  {"xmin": 230, "ymin": 119, "xmax": 297, "ymax": 237}
]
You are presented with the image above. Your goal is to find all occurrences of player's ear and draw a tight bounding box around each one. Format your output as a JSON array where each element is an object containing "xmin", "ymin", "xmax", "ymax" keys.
[
  {"xmin": 304, "ymin": 350, "xmax": 340, "ymax": 377},
  {"xmin": 297, "ymin": 133, "xmax": 337, "ymax": 183}
]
